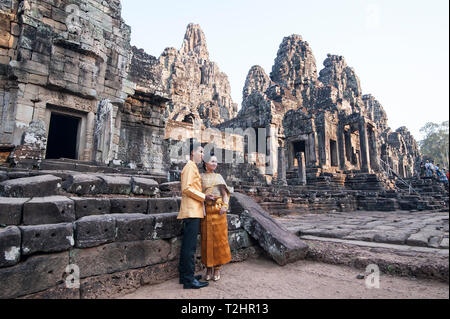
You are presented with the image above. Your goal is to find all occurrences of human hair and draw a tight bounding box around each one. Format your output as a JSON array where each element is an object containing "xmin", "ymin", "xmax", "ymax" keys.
[{"xmin": 202, "ymin": 152, "xmax": 215, "ymax": 171}]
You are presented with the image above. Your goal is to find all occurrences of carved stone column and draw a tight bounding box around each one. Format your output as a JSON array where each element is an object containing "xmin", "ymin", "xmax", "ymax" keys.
[
  {"xmin": 358, "ymin": 118, "xmax": 370, "ymax": 173},
  {"xmin": 296, "ymin": 152, "xmax": 307, "ymax": 185}
]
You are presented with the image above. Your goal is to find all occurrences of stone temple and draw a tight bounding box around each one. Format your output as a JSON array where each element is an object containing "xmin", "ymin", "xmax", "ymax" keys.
[
  {"xmin": 0, "ymin": 0, "xmax": 421, "ymax": 183},
  {"xmin": 0, "ymin": 0, "xmax": 448, "ymax": 299}
]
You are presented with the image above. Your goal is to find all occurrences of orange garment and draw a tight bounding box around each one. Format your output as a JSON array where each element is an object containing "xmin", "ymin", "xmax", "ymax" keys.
[
  {"xmin": 200, "ymin": 173, "xmax": 232, "ymax": 267},
  {"xmin": 177, "ymin": 160, "xmax": 206, "ymax": 220}
]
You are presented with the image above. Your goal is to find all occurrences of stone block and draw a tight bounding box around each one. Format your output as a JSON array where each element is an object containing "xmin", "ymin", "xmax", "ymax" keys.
[
  {"xmin": 131, "ymin": 177, "xmax": 159, "ymax": 196},
  {"xmin": 62, "ymin": 174, "xmax": 104, "ymax": 195},
  {"xmin": 79, "ymin": 260, "xmax": 178, "ymax": 299},
  {"xmin": 227, "ymin": 214, "xmax": 242, "ymax": 231},
  {"xmin": 23, "ymin": 196, "xmax": 75, "ymax": 225},
  {"xmin": 20, "ymin": 223, "xmax": 74, "ymax": 255},
  {"xmin": 97, "ymin": 175, "xmax": 132, "ymax": 194},
  {"xmin": 0, "ymin": 197, "xmax": 29, "ymax": 225},
  {"xmin": 406, "ymin": 232, "xmax": 431, "ymax": 247},
  {"xmin": 110, "ymin": 198, "xmax": 148, "ymax": 214},
  {"xmin": 233, "ymin": 192, "xmax": 309, "ymax": 266},
  {"xmin": 71, "ymin": 240, "xmax": 171, "ymax": 279},
  {"xmin": 0, "ymin": 171, "xmax": 8, "ymax": 182},
  {"xmin": 0, "ymin": 226, "xmax": 21, "ymax": 267},
  {"xmin": 152, "ymin": 212, "xmax": 183, "ymax": 239},
  {"xmin": 113, "ymin": 213, "xmax": 155, "ymax": 242},
  {"xmin": 373, "ymin": 231, "xmax": 410, "ymax": 245},
  {"xmin": 148, "ymin": 198, "xmax": 178, "ymax": 214},
  {"xmin": 0, "ymin": 174, "xmax": 62, "ymax": 197},
  {"xmin": 228, "ymin": 229, "xmax": 255, "ymax": 251},
  {"xmin": 74, "ymin": 215, "xmax": 116, "ymax": 248},
  {"xmin": 159, "ymin": 181, "xmax": 181, "ymax": 194},
  {"xmin": 72, "ymin": 197, "xmax": 111, "ymax": 219},
  {"xmin": 0, "ymin": 252, "xmax": 69, "ymax": 299},
  {"xmin": 440, "ymin": 238, "xmax": 449, "ymax": 249}
]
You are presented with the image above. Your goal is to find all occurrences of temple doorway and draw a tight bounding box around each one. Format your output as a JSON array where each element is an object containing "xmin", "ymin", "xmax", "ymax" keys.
[
  {"xmin": 292, "ymin": 140, "xmax": 306, "ymax": 167},
  {"xmin": 45, "ymin": 112, "xmax": 80, "ymax": 160}
]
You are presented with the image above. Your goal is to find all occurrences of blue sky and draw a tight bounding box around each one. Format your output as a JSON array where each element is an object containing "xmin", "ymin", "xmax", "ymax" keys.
[{"xmin": 121, "ymin": 0, "xmax": 449, "ymax": 140}]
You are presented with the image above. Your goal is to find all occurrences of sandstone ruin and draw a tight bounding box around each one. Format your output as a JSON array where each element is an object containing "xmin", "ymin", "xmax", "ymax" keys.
[{"xmin": 0, "ymin": 0, "xmax": 448, "ymax": 299}]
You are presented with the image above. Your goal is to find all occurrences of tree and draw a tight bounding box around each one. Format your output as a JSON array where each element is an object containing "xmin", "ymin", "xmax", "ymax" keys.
[{"xmin": 419, "ymin": 121, "xmax": 449, "ymax": 168}]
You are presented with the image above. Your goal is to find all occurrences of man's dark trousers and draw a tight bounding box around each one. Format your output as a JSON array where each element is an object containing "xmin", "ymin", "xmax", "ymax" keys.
[{"xmin": 179, "ymin": 218, "xmax": 201, "ymax": 283}]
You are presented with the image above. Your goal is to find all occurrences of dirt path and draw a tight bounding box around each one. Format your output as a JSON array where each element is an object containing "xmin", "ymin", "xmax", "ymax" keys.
[{"xmin": 118, "ymin": 255, "xmax": 449, "ymax": 299}]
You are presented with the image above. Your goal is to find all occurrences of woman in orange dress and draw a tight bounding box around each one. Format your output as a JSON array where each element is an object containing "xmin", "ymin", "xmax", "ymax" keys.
[{"xmin": 201, "ymin": 154, "xmax": 232, "ymax": 281}]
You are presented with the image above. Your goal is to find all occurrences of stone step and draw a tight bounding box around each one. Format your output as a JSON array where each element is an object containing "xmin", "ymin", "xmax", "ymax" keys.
[{"xmin": 0, "ymin": 175, "xmax": 62, "ymax": 198}]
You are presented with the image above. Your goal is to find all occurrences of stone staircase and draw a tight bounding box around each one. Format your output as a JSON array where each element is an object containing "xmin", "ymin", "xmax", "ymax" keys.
[
  {"xmin": 232, "ymin": 171, "xmax": 449, "ymax": 214},
  {"xmin": 395, "ymin": 177, "xmax": 449, "ymax": 212}
]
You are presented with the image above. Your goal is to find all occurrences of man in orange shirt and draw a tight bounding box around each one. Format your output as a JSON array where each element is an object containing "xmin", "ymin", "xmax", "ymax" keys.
[{"xmin": 178, "ymin": 139, "xmax": 215, "ymax": 289}]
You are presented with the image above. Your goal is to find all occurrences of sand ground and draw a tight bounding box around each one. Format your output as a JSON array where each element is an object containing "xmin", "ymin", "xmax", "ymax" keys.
[{"xmin": 118, "ymin": 255, "xmax": 449, "ymax": 299}]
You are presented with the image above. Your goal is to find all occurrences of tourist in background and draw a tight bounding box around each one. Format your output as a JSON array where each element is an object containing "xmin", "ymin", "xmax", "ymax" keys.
[
  {"xmin": 419, "ymin": 161, "xmax": 425, "ymax": 177},
  {"xmin": 425, "ymin": 160, "xmax": 433, "ymax": 177},
  {"xmin": 200, "ymin": 153, "xmax": 232, "ymax": 282},
  {"xmin": 439, "ymin": 168, "xmax": 448, "ymax": 184}
]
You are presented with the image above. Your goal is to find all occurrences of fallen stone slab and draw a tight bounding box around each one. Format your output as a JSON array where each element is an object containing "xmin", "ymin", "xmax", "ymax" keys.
[
  {"xmin": 74, "ymin": 215, "xmax": 116, "ymax": 248},
  {"xmin": 23, "ymin": 196, "xmax": 75, "ymax": 225},
  {"xmin": 0, "ymin": 174, "xmax": 62, "ymax": 197},
  {"xmin": 0, "ymin": 197, "xmax": 29, "ymax": 225},
  {"xmin": 97, "ymin": 175, "xmax": 132, "ymax": 194},
  {"xmin": 231, "ymin": 192, "xmax": 309, "ymax": 266},
  {"xmin": 20, "ymin": 223, "xmax": 74, "ymax": 255},
  {"xmin": 71, "ymin": 197, "xmax": 111, "ymax": 219},
  {"xmin": 70, "ymin": 240, "xmax": 171, "ymax": 279},
  {"xmin": 131, "ymin": 177, "xmax": 159, "ymax": 196},
  {"xmin": 113, "ymin": 213, "xmax": 155, "ymax": 242},
  {"xmin": 148, "ymin": 198, "xmax": 179, "ymax": 214},
  {"xmin": 0, "ymin": 226, "xmax": 21, "ymax": 268},
  {"xmin": 0, "ymin": 252, "xmax": 69, "ymax": 299},
  {"xmin": 110, "ymin": 198, "xmax": 148, "ymax": 214},
  {"xmin": 62, "ymin": 174, "xmax": 104, "ymax": 195},
  {"xmin": 152, "ymin": 212, "xmax": 183, "ymax": 240}
]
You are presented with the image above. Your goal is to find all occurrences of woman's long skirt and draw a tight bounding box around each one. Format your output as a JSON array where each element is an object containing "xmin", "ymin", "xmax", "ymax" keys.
[{"xmin": 200, "ymin": 206, "xmax": 232, "ymax": 267}]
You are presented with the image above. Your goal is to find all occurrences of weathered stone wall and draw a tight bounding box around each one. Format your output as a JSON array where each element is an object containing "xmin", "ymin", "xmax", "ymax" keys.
[
  {"xmin": 0, "ymin": 0, "xmax": 19, "ymax": 144},
  {"xmin": 0, "ymin": 0, "xmax": 131, "ymax": 159},
  {"xmin": 0, "ymin": 170, "xmax": 260, "ymax": 299},
  {"xmin": 0, "ymin": 0, "xmax": 172, "ymax": 174}
]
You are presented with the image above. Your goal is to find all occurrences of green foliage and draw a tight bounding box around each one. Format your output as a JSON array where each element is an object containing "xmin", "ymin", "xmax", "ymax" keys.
[{"xmin": 419, "ymin": 121, "xmax": 449, "ymax": 168}]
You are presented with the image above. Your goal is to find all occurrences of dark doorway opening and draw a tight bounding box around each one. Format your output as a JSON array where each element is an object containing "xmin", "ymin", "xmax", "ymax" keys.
[
  {"xmin": 293, "ymin": 140, "xmax": 306, "ymax": 167},
  {"xmin": 46, "ymin": 113, "xmax": 80, "ymax": 160},
  {"xmin": 330, "ymin": 139, "xmax": 338, "ymax": 167}
]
